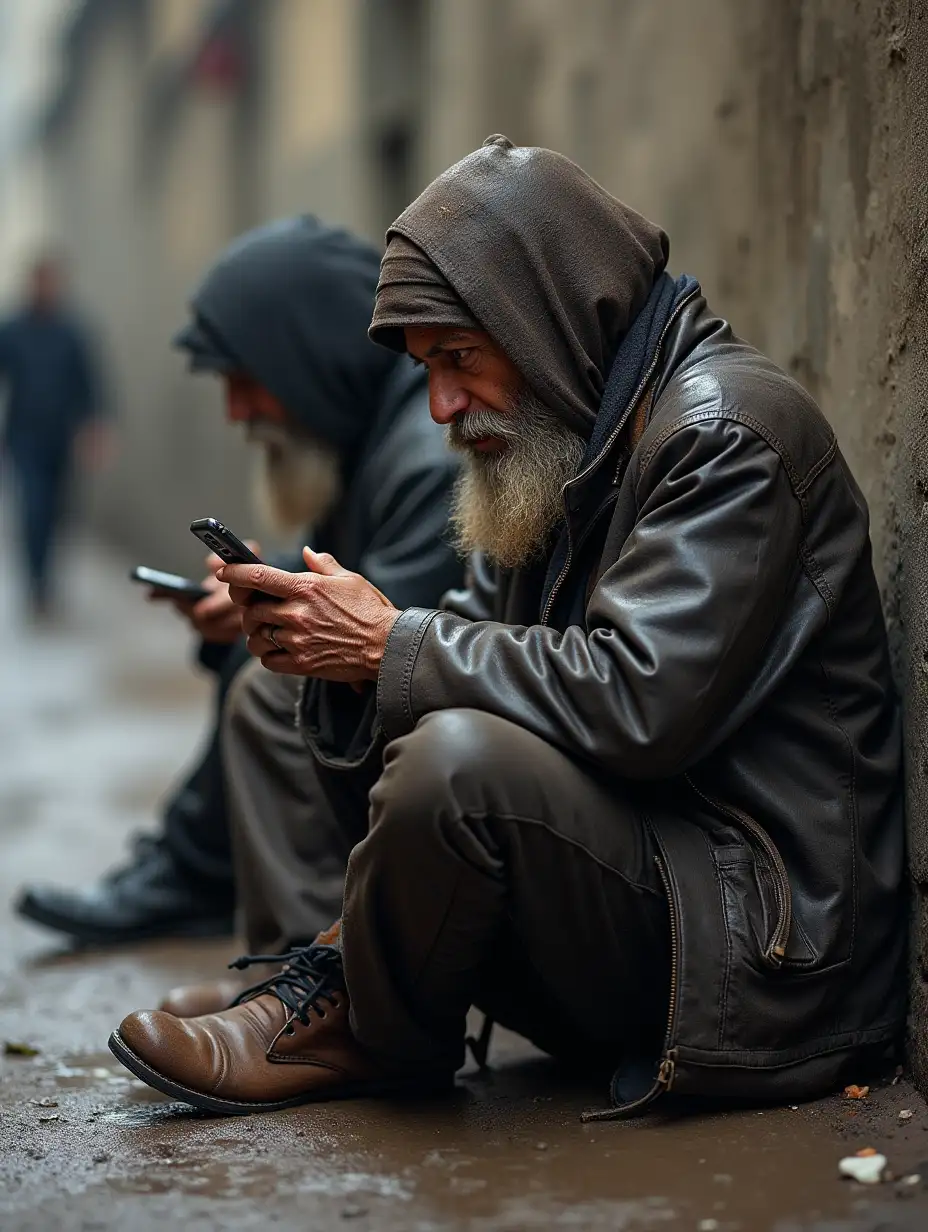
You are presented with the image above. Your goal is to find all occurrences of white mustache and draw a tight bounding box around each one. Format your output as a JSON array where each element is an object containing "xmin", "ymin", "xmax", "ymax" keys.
[{"xmin": 449, "ymin": 408, "xmax": 522, "ymax": 446}]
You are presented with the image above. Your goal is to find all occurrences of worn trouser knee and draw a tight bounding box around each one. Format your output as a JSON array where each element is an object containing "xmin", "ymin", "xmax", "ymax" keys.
[
  {"xmin": 223, "ymin": 662, "xmax": 370, "ymax": 952},
  {"xmin": 343, "ymin": 709, "xmax": 667, "ymax": 1070}
]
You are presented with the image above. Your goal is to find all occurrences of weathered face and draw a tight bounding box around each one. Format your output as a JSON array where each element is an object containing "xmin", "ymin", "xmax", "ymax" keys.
[
  {"xmin": 404, "ymin": 326, "xmax": 585, "ymax": 569},
  {"xmin": 404, "ymin": 327, "xmax": 526, "ymax": 452},
  {"xmin": 219, "ymin": 373, "xmax": 341, "ymax": 534},
  {"xmin": 221, "ymin": 372, "xmax": 289, "ymax": 426}
]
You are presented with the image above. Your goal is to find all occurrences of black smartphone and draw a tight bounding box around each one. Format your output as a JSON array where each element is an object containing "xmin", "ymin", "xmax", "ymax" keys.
[
  {"xmin": 189, "ymin": 518, "xmax": 265, "ymax": 566},
  {"xmin": 189, "ymin": 518, "xmax": 271, "ymax": 602},
  {"xmin": 131, "ymin": 565, "xmax": 209, "ymax": 602}
]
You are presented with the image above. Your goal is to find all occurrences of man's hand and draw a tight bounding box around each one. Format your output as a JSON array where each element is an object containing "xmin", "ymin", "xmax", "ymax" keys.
[
  {"xmin": 217, "ymin": 548, "xmax": 401, "ymax": 680},
  {"xmin": 148, "ymin": 546, "xmax": 258, "ymax": 645},
  {"xmin": 185, "ymin": 573, "xmax": 244, "ymax": 644}
]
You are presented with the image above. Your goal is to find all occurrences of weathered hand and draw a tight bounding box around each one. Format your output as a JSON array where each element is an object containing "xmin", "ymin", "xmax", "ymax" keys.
[
  {"xmin": 217, "ymin": 548, "xmax": 400, "ymax": 680},
  {"xmin": 150, "ymin": 545, "xmax": 259, "ymax": 644},
  {"xmin": 185, "ymin": 543, "xmax": 260, "ymax": 644},
  {"xmin": 186, "ymin": 573, "xmax": 243, "ymax": 644}
]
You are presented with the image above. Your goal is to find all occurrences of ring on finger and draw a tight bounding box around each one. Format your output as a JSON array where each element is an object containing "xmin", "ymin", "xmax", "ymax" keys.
[{"xmin": 265, "ymin": 624, "xmax": 284, "ymax": 652}]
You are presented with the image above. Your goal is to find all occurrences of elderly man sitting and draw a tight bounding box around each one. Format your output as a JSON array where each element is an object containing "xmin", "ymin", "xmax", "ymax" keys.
[{"xmin": 109, "ymin": 136, "xmax": 905, "ymax": 1120}]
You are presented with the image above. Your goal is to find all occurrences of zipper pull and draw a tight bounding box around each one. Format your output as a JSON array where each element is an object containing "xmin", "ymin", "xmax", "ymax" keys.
[{"xmin": 658, "ymin": 1055, "xmax": 676, "ymax": 1089}]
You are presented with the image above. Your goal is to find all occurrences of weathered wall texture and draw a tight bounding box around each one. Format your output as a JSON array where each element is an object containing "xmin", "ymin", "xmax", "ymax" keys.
[
  {"xmin": 711, "ymin": 0, "xmax": 928, "ymax": 1086},
  {"xmin": 761, "ymin": 0, "xmax": 928, "ymax": 1085}
]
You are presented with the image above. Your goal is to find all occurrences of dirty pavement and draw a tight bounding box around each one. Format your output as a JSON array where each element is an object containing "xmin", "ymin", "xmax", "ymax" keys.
[{"xmin": 1, "ymin": 532, "xmax": 927, "ymax": 1232}]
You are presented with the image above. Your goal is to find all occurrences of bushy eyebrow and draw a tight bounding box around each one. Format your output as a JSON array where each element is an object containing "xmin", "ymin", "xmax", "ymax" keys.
[{"xmin": 408, "ymin": 332, "xmax": 476, "ymax": 363}]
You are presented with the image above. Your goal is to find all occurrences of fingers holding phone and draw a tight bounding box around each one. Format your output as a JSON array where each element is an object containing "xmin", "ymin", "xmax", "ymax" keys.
[
  {"xmin": 132, "ymin": 562, "xmax": 244, "ymax": 645},
  {"xmin": 203, "ymin": 539, "xmax": 260, "ymax": 579},
  {"xmin": 184, "ymin": 574, "xmax": 244, "ymax": 645},
  {"xmin": 132, "ymin": 566, "xmax": 207, "ymax": 608}
]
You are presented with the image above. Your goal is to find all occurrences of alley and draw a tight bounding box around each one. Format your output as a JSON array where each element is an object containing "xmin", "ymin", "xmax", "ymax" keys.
[{"xmin": 1, "ymin": 530, "xmax": 927, "ymax": 1232}]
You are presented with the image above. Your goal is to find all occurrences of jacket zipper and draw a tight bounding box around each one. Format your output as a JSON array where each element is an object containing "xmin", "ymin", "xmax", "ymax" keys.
[
  {"xmin": 654, "ymin": 852, "xmax": 680, "ymax": 1091},
  {"xmin": 686, "ymin": 775, "xmax": 791, "ymax": 967},
  {"xmin": 580, "ymin": 847, "xmax": 679, "ymax": 1122},
  {"xmin": 540, "ymin": 286, "xmax": 700, "ymax": 629}
]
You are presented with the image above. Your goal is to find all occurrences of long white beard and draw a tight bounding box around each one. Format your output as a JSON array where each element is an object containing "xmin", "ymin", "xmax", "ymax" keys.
[
  {"xmin": 447, "ymin": 391, "xmax": 586, "ymax": 569},
  {"xmin": 247, "ymin": 421, "xmax": 343, "ymax": 534}
]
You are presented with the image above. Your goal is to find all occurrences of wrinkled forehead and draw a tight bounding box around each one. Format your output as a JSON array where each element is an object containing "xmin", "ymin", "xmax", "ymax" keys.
[{"xmin": 404, "ymin": 326, "xmax": 489, "ymax": 358}]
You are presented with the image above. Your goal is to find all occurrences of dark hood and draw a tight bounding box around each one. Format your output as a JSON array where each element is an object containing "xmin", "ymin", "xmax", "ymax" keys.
[
  {"xmin": 369, "ymin": 135, "xmax": 669, "ymax": 437},
  {"xmin": 177, "ymin": 216, "xmax": 398, "ymax": 451}
]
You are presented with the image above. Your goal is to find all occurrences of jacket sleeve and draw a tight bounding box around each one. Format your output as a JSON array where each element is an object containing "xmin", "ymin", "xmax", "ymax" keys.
[{"xmin": 377, "ymin": 417, "xmax": 807, "ymax": 779}]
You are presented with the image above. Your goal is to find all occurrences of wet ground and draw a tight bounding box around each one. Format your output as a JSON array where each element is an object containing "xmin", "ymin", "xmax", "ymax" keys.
[{"xmin": 2, "ymin": 531, "xmax": 928, "ymax": 1231}]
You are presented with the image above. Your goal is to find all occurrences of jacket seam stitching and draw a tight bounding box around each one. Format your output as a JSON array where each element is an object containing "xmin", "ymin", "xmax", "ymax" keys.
[
  {"xmin": 796, "ymin": 437, "xmax": 839, "ymax": 495},
  {"xmin": 799, "ymin": 542, "xmax": 836, "ymax": 615},
  {"xmin": 638, "ymin": 409, "xmax": 812, "ymax": 522},
  {"xmin": 675, "ymin": 1021, "xmax": 902, "ymax": 1063},
  {"xmin": 300, "ymin": 722, "xmax": 384, "ymax": 772},
  {"xmin": 400, "ymin": 612, "xmax": 437, "ymax": 729},
  {"xmin": 376, "ymin": 609, "xmax": 434, "ymax": 731},
  {"xmin": 706, "ymin": 828, "xmax": 733, "ymax": 1050},
  {"xmin": 457, "ymin": 809, "xmax": 665, "ymax": 897}
]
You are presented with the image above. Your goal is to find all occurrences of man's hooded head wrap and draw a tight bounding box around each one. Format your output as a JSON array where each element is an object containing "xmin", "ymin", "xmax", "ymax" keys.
[
  {"xmin": 370, "ymin": 135, "xmax": 669, "ymax": 437},
  {"xmin": 175, "ymin": 216, "xmax": 397, "ymax": 451}
]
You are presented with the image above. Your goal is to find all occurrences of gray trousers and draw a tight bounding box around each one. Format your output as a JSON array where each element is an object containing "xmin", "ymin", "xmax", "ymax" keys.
[{"xmin": 224, "ymin": 660, "xmax": 669, "ymax": 1074}]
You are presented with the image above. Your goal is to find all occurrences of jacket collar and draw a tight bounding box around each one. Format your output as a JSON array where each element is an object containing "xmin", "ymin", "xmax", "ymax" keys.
[{"xmin": 539, "ymin": 276, "xmax": 701, "ymax": 621}]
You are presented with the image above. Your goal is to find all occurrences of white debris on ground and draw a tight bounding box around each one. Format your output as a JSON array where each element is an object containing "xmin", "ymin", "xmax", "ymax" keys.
[{"xmin": 838, "ymin": 1153, "xmax": 888, "ymax": 1184}]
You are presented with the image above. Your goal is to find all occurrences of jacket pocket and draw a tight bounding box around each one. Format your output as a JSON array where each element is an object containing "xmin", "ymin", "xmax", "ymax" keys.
[
  {"xmin": 688, "ymin": 777, "xmax": 793, "ymax": 968},
  {"xmin": 713, "ymin": 847, "xmax": 771, "ymax": 968}
]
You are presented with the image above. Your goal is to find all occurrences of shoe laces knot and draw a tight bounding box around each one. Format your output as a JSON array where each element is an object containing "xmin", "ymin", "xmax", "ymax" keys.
[{"xmin": 227, "ymin": 943, "xmax": 344, "ymax": 1029}]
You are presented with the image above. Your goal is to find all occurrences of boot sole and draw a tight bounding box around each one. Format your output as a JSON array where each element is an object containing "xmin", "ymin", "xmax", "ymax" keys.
[
  {"xmin": 108, "ymin": 1030, "xmax": 452, "ymax": 1116},
  {"xmin": 17, "ymin": 897, "xmax": 234, "ymax": 947}
]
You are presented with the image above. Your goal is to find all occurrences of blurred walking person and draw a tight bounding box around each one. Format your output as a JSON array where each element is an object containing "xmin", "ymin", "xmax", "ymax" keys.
[{"xmin": 0, "ymin": 255, "xmax": 106, "ymax": 617}]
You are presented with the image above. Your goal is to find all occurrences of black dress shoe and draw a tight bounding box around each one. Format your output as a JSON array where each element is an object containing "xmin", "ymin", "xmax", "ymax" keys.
[{"xmin": 15, "ymin": 836, "xmax": 235, "ymax": 946}]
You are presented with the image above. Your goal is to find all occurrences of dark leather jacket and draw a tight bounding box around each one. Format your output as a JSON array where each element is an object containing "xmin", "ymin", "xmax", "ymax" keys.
[{"xmin": 377, "ymin": 290, "xmax": 906, "ymax": 1109}]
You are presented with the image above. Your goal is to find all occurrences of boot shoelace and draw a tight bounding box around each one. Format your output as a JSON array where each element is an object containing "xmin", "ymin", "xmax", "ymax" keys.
[{"xmin": 227, "ymin": 943, "xmax": 344, "ymax": 1029}]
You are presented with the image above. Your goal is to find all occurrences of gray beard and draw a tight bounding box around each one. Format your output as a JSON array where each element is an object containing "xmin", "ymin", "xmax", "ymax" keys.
[
  {"xmin": 246, "ymin": 421, "xmax": 343, "ymax": 535},
  {"xmin": 447, "ymin": 391, "xmax": 586, "ymax": 570}
]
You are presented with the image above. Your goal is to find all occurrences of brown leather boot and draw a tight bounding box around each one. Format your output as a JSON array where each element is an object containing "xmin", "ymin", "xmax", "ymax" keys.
[
  {"xmin": 158, "ymin": 922, "xmax": 344, "ymax": 1018},
  {"xmin": 109, "ymin": 943, "xmax": 453, "ymax": 1114},
  {"xmin": 158, "ymin": 978, "xmax": 245, "ymax": 1018}
]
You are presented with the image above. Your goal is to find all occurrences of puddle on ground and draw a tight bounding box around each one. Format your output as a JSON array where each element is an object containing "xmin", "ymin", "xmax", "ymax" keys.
[
  {"xmin": 52, "ymin": 1058, "xmax": 133, "ymax": 1088},
  {"xmin": 103, "ymin": 1100, "xmax": 209, "ymax": 1127},
  {"xmin": 6, "ymin": 1031, "xmax": 928, "ymax": 1229},
  {"xmin": 71, "ymin": 1095, "xmax": 889, "ymax": 1230}
]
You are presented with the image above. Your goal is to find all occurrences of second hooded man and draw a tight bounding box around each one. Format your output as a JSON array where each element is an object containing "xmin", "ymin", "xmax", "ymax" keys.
[{"xmin": 16, "ymin": 216, "xmax": 463, "ymax": 946}]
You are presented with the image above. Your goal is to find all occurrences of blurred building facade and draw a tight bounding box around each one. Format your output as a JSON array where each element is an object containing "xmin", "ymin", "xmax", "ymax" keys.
[
  {"xmin": 6, "ymin": 0, "xmax": 928, "ymax": 1084},
  {"xmin": 25, "ymin": 0, "xmax": 780, "ymax": 571},
  {"xmin": 0, "ymin": 0, "xmax": 72, "ymax": 302}
]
